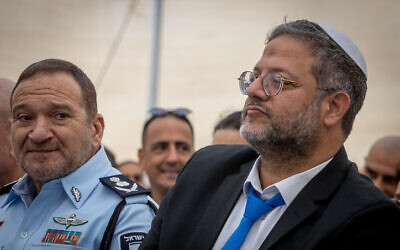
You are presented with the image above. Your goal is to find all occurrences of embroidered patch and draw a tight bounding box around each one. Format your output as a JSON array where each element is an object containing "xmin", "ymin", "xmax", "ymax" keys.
[
  {"xmin": 0, "ymin": 220, "xmax": 4, "ymax": 227},
  {"xmin": 71, "ymin": 187, "xmax": 81, "ymax": 202},
  {"xmin": 118, "ymin": 232, "xmax": 146, "ymax": 250},
  {"xmin": 53, "ymin": 214, "xmax": 88, "ymax": 229},
  {"xmin": 41, "ymin": 229, "xmax": 82, "ymax": 246}
]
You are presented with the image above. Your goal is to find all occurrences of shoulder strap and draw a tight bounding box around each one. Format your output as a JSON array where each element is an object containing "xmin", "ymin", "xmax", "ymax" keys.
[
  {"xmin": 99, "ymin": 175, "xmax": 151, "ymax": 250},
  {"xmin": 100, "ymin": 199, "xmax": 126, "ymax": 250},
  {"xmin": 100, "ymin": 174, "xmax": 150, "ymax": 198}
]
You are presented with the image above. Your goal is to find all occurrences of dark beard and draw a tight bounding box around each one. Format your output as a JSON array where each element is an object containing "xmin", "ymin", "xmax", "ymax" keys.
[{"xmin": 240, "ymin": 100, "xmax": 320, "ymax": 162}]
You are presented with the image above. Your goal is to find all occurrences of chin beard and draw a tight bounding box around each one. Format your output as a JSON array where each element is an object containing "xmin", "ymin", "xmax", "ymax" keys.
[
  {"xmin": 240, "ymin": 101, "xmax": 320, "ymax": 162},
  {"xmin": 19, "ymin": 133, "xmax": 93, "ymax": 183}
]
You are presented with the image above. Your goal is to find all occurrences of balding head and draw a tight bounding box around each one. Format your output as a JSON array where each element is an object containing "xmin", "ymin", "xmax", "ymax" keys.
[
  {"xmin": 362, "ymin": 136, "xmax": 400, "ymax": 198},
  {"xmin": 0, "ymin": 77, "xmax": 14, "ymax": 109},
  {"xmin": 0, "ymin": 77, "xmax": 15, "ymax": 133},
  {"xmin": 0, "ymin": 77, "xmax": 24, "ymax": 186}
]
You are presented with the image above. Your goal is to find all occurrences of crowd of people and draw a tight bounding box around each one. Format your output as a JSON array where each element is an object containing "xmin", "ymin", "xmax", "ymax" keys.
[{"xmin": 0, "ymin": 19, "xmax": 399, "ymax": 249}]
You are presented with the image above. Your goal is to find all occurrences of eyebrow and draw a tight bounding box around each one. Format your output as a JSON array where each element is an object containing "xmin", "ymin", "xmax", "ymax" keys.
[
  {"xmin": 12, "ymin": 102, "xmax": 75, "ymax": 115},
  {"xmin": 365, "ymin": 166, "xmax": 397, "ymax": 179},
  {"xmin": 252, "ymin": 66, "xmax": 297, "ymax": 79}
]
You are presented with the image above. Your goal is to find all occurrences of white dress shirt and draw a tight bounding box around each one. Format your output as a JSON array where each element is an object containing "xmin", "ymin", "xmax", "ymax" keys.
[{"xmin": 212, "ymin": 156, "xmax": 332, "ymax": 250}]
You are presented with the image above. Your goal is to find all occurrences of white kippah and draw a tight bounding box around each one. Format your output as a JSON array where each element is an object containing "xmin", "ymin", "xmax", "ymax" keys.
[{"xmin": 318, "ymin": 24, "xmax": 367, "ymax": 78}]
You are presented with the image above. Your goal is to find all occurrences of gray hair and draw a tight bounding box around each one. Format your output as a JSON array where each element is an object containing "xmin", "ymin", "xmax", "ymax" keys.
[{"xmin": 267, "ymin": 19, "xmax": 367, "ymax": 138}]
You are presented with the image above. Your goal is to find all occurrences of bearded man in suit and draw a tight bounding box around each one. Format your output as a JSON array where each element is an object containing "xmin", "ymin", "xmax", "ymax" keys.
[{"xmin": 140, "ymin": 19, "xmax": 400, "ymax": 250}]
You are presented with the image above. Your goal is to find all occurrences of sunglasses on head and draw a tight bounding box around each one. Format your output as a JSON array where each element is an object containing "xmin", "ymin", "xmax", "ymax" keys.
[{"xmin": 147, "ymin": 107, "xmax": 192, "ymax": 120}]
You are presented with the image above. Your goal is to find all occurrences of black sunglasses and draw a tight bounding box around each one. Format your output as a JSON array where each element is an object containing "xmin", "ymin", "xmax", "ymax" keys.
[{"xmin": 147, "ymin": 107, "xmax": 192, "ymax": 120}]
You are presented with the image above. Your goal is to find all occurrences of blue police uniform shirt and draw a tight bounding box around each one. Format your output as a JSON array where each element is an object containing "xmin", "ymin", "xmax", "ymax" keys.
[{"xmin": 0, "ymin": 146, "xmax": 156, "ymax": 250}]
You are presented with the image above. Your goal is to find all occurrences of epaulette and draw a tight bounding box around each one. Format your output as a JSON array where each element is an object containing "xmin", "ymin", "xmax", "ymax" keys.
[
  {"xmin": 0, "ymin": 181, "xmax": 17, "ymax": 195},
  {"xmin": 100, "ymin": 174, "xmax": 150, "ymax": 198}
]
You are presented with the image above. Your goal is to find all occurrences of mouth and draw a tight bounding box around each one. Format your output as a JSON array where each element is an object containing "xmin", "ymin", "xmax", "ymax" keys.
[
  {"xmin": 245, "ymin": 104, "xmax": 269, "ymax": 117},
  {"xmin": 160, "ymin": 168, "xmax": 180, "ymax": 175},
  {"xmin": 26, "ymin": 149, "xmax": 57, "ymax": 154}
]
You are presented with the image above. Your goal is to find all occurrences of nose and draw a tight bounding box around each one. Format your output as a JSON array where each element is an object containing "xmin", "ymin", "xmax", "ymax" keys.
[
  {"xmin": 245, "ymin": 77, "xmax": 269, "ymax": 101},
  {"xmin": 165, "ymin": 146, "xmax": 179, "ymax": 165},
  {"xmin": 28, "ymin": 117, "xmax": 53, "ymax": 144}
]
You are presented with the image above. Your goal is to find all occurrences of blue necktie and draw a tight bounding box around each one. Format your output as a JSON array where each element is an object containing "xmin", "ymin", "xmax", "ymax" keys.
[{"xmin": 221, "ymin": 186, "xmax": 285, "ymax": 250}]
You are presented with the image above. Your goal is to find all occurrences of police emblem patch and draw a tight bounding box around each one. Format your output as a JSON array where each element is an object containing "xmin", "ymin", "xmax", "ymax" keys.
[
  {"xmin": 42, "ymin": 229, "xmax": 82, "ymax": 246},
  {"xmin": 53, "ymin": 214, "xmax": 88, "ymax": 229},
  {"xmin": 118, "ymin": 232, "xmax": 146, "ymax": 250}
]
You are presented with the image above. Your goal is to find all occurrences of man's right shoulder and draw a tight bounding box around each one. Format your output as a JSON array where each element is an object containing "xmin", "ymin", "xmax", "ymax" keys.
[
  {"xmin": 188, "ymin": 144, "xmax": 258, "ymax": 167},
  {"xmin": 178, "ymin": 144, "xmax": 258, "ymax": 180}
]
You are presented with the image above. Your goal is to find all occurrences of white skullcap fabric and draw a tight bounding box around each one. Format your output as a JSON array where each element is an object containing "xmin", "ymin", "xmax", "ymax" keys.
[{"xmin": 318, "ymin": 24, "xmax": 367, "ymax": 78}]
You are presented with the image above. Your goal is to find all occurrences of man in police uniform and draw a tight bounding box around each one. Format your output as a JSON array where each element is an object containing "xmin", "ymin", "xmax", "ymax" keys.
[{"xmin": 0, "ymin": 59, "xmax": 156, "ymax": 249}]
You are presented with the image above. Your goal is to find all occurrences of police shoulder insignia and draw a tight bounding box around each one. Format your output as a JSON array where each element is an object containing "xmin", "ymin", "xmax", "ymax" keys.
[
  {"xmin": 118, "ymin": 232, "xmax": 146, "ymax": 250},
  {"xmin": 100, "ymin": 174, "xmax": 150, "ymax": 198}
]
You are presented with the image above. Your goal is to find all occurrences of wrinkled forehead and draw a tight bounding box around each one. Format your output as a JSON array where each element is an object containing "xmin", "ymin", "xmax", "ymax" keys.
[{"xmin": 12, "ymin": 71, "xmax": 84, "ymax": 108}]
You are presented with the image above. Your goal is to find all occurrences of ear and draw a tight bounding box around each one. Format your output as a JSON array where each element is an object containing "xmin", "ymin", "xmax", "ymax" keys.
[
  {"xmin": 6, "ymin": 121, "xmax": 14, "ymax": 157},
  {"xmin": 138, "ymin": 148, "xmax": 144, "ymax": 165},
  {"xmin": 91, "ymin": 114, "xmax": 105, "ymax": 152},
  {"xmin": 322, "ymin": 91, "xmax": 351, "ymax": 127}
]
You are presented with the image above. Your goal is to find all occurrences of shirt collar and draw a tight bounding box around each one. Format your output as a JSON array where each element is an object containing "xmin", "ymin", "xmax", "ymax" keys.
[
  {"xmin": 1, "ymin": 145, "xmax": 119, "ymax": 209},
  {"xmin": 244, "ymin": 156, "xmax": 332, "ymax": 205},
  {"xmin": 60, "ymin": 145, "xmax": 118, "ymax": 209},
  {"xmin": 1, "ymin": 174, "xmax": 35, "ymax": 208}
]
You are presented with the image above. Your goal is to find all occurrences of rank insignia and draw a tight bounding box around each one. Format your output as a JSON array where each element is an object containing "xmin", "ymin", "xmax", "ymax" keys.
[
  {"xmin": 53, "ymin": 214, "xmax": 88, "ymax": 229},
  {"xmin": 42, "ymin": 229, "xmax": 82, "ymax": 246},
  {"xmin": 100, "ymin": 174, "xmax": 150, "ymax": 198},
  {"xmin": 71, "ymin": 187, "xmax": 81, "ymax": 202}
]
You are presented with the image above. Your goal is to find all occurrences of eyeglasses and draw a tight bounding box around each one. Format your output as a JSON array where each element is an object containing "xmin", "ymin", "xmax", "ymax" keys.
[
  {"xmin": 238, "ymin": 71, "xmax": 304, "ymax": 96},
  {"xmin": 147, "ymin": 107, "xmax": 192, "ymax": 120}
]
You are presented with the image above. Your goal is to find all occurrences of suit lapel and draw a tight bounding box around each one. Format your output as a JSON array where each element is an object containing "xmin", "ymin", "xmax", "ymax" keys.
[
  {"xmin": 260, "ymin": 147, "xmax": 351, "ymax": 250},
  {"xmin": 260, "ymin": 187, "xmax": 317, "ymax": 249},
  {"xmin": 187, "ymin": 160, "xmax": 254, "ymax": 249}
]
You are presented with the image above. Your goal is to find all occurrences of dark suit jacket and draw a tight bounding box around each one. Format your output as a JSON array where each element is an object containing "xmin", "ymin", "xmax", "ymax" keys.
[{"xmin": 140, "ymin": 145, "xmax": 400, "ymax": 250}]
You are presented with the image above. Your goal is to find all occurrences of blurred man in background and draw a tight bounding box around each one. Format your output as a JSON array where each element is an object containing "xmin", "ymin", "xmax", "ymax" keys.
[
  {"xmin": 361, "ymin": 136, "xmax": 400, "ymax": 198},
  {"xmin": 0, "ymin": 78, "xmax": 24, "ymax": 190},
  {"xmin": 212, "ymin": 110, "xmax": 247, "ymax": 145},
  {"xmin": 138, "ymin": 107, "xmax": 194, "ymax": 205},
  {"xmin": 118, "ymin": 160, "xmax": 149, "ymax": 188}
]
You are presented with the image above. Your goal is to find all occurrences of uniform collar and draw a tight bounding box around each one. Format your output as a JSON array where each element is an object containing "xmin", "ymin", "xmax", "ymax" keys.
[
  {"xmin": 60, "ymin": 145, "xmax": 116, "ymax": 209},
  {"xmin": 1, "ymin": 174, "xmax": 31, "ymax": 208}
]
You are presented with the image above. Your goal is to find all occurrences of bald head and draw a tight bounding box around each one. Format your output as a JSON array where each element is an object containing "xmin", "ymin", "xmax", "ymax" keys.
[
  {"xmin": 0, "ymin": 77, "xmax": 15, "ymax": 132},
  {"xmin": 372, "ymin": 136, "xmax": 400, "ymax": 155},
  {"xmin": 362, "ymin": 136, "xmax": 400, "ymax": 198},
  {"xmin": 0, "ymin": 77, "xmax": 14, "ymax": 107},
  {"xmin": 0, "ymin": 77, "xmax": 24, "ymax": 186}
]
